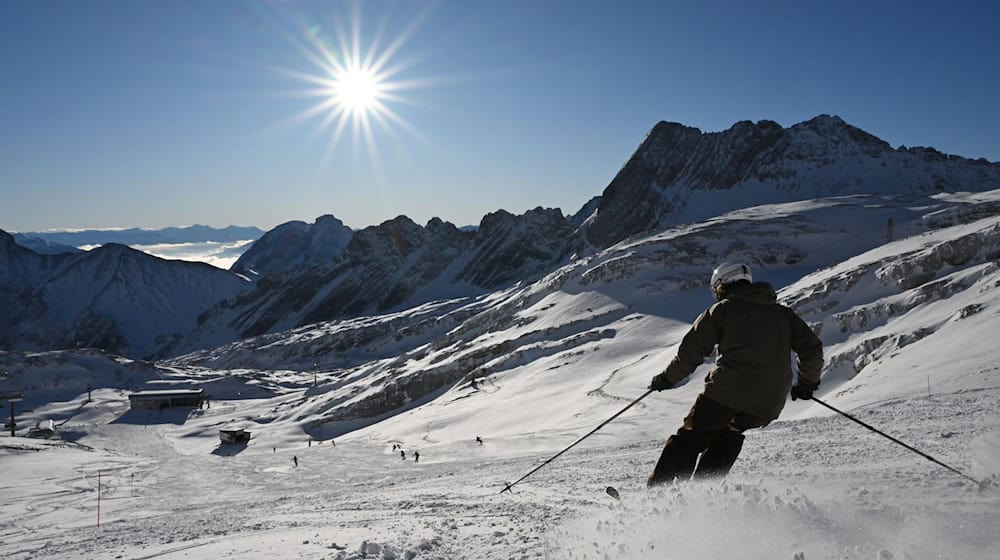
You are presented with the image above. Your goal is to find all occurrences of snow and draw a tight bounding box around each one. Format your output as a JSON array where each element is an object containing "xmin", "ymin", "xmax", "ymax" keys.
[{"xmin": 4, "ymin": 192, "xmax": 1000, "ymax": 558}]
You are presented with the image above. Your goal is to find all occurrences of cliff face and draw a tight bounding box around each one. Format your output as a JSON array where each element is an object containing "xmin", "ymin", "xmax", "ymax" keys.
[
  {"xmin": 583, "ymin": 115, "xmax": 1000, "ymax": 247},
  {"xmin": 457, "ymin": 207, "xmax": 576, "ymax": 288}
]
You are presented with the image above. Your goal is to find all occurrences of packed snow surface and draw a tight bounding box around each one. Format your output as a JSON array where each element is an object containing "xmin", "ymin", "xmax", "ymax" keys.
[{"xmin": 1, "ymin": 389, "xmax": 997, "ymax": 559}]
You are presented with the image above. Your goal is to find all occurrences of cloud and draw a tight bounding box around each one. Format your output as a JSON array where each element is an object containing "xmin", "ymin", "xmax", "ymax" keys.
[{"xmin": 130, "ymin": 240, "xmax": 255, "ymax": 270}]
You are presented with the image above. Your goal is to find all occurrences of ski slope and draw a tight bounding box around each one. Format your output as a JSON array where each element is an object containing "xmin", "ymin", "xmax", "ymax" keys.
[{"xmin": 3, "ymin": 192, "xmax": 1000, "ymax": 559}]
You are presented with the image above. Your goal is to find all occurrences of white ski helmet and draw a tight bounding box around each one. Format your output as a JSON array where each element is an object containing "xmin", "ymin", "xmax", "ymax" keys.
[{"xmin": 710, "ymin": 262, "xmax": 752, "ymax": 293}]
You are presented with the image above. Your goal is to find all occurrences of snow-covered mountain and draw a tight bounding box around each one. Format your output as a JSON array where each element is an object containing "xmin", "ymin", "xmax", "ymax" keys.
[
  {"xmin": 166, "ymin": 190, "xmax": 1000, "ymax": 435},
  {"xmin": 174, "ymin": 207, "xmax": 576, "ymax": 355},
  {"xmin": 230, "ymin": 214, "xmax": 354, "ymax": 278},
  {"xmin": 168, "ymin": 116, "xmax": 1000, "ymax": 359},
  {"xmin": 0, "ymin": 230, "xmax": 250, "ymax": 359},
  {"xmin": 583, "ymin": 115, "xmax": 1000, "ymax": 247}
]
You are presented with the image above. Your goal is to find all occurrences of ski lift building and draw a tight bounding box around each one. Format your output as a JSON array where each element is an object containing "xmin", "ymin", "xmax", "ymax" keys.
[
  {"xmin": 219, "ymin": 429, "xmax": 251, "ymax": 444},
  {"xmin": 128, "ymin": 389, "xmax": 205, "ymax": 410}
]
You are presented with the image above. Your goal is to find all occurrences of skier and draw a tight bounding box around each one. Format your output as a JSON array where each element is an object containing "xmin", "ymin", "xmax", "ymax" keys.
[
  {"xmin": 476, "ymin": 436, "xmax": 483, "ymax": 445},
  {"xmin": 414, "ymin": 451, "xmax": 420, "ymax": 463},
  {"xmin": 293, "ymin": 455, "xmax": 299, "ymax": 467},
  {"xmin": 646, "ymin": 262, "xmax": 823, "ymax": 486},
  {"xmin": 400, "ymin": 449, "xmax": 406, "ymax": 460}
]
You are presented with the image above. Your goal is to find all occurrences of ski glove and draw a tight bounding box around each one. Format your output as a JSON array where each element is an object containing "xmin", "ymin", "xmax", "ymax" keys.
[
  {"xmin": 790, "ymin": 380, "xmax": 819, "ymax": 401},
  {"xmin": 649, "ymin": 373, "xmax": 673, "ymax": 392}
]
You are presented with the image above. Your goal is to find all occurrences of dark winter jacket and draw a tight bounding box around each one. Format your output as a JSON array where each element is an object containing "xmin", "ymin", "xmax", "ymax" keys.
[{"xmin": 660, "ymin": 281, "xmax": 824, "ymax": 419}]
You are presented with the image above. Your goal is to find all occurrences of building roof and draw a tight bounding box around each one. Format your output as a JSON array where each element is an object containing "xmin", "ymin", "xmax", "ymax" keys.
[{"xmin": 129, "ymin": 389, "xmax": 204, "ymax": 398}]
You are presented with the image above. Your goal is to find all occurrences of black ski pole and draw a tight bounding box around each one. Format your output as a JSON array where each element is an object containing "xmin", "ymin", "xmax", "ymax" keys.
[
  {"xmin": 500, "ymin": 389, "xmax": 654, "ymax": 494},
  {"xmin": 810, "ymin": 396, "xmax": 987, "ymax": 489}
]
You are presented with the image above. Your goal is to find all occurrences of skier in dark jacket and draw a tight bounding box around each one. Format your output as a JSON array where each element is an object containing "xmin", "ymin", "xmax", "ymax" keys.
[{"xmin": 647, "ymin": 262, "xmax": 824, "ymax": 486}]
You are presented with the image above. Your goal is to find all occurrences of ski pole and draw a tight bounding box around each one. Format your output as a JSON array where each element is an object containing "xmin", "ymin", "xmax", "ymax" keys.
[
  {"xmin": 810, "ymin": 396, "xmax": 987, "ymax": 489},
  {"xmin": 500, "ymin": 389, "xmax": 654, "ymax": 494}
]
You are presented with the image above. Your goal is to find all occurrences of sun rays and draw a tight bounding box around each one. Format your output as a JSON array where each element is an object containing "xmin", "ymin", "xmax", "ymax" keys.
[{"xmin": 265, "ymin": 2, "xmax": 435, "ymax": 167}]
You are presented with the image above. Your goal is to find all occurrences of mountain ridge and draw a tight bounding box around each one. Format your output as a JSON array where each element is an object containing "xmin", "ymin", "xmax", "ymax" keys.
[
  {"xmin": 0, "ymin": 233, "xmax": 249, "ymax": 358},
  {"xmin": 582, "ymin": 114, "xmax": 1000, "ymax": 247},
  {"xmin": 7, "ymin": 115, "xmax": 1000, "ymax": 361}
]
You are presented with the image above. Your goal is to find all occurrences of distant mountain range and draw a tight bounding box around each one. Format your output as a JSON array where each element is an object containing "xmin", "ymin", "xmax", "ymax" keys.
[
  {"xmin": 15, "ymin": 224, "xmax": 264, "ymax": 249},
  {"xmin": 3, "ymin": 114, "xmax": 1000, "ymax": 360}
]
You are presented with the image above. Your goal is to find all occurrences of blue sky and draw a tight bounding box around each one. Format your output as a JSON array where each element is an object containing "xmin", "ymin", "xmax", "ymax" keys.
[{"xmin": 2, "ymin": 0, "xmax": 998, "ymax": 232}]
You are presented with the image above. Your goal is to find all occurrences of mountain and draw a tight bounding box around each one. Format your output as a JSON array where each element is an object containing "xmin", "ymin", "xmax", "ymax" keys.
[
  {"xmin": 583, "ymin": 115, "xmax": 1000, "ymax": 247},
  {"xmin": 165, "ymin": 116, "xmax": 1000, "ymax": 358},
  {"xmin": 19, "ymin": 224, "xmax": 264, "ymax": 248},
  {"xmin": 0, "ymin": 230, "xmax": 250, "ymax": 358},
  {"xmin": 230, "ymin": 215, "xmax": 354, "ymax": 278},
  {"xmin": 10, "ymin": 233, "xmax": 85, "ymax": 255},
  {"xmin": 165, "ymin": 116, "xmax": 1000, "ymax": 357},
  {"xmin": 172, "ymin": 207, "xmax": 575, "ymax": 355},
  {"xmin": 169, "ymin": 190, "xmax": 1000, "ymax": 429}
]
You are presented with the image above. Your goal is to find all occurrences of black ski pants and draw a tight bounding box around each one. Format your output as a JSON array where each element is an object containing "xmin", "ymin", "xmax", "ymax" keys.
[{"xmin": 648, "ymin": 394, "xmax": 770, "ymax": 487}]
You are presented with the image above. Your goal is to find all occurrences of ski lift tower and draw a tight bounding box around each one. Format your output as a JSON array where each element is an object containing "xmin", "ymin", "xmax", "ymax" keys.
[{"xmin": 2, "ymin": 390, "xmax": 25, "ymax": 437}]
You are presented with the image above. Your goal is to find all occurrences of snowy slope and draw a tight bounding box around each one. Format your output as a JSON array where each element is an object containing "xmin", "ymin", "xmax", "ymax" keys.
[{"xmin": 3, "ymin": 192, "xmax": 1000, "ymax": 559}]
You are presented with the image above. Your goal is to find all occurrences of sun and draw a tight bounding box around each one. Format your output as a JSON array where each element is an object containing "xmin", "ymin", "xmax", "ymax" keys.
[
  {"xmin": 330, "ymin": 66, "xmax": 382, "ymax": 116},
  {"xmin": 265, "ymin": 3, "xmax": 437, "ymax": 162}
]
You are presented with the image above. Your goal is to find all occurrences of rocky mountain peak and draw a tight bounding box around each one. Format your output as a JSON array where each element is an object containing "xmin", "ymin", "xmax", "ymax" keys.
[
  {"xmin": 231, "ymin": 214, "xmax": 354, "ymax": 278},
  {"xmin": 347, "ymin": 215, "xmax": 426, "ymax": 260},
  {"xmin": 314, "ymin": 214, "xmax": 345, "ymax": 228},
  {"xmin": 583, "ymin": 115, "xmax": 1000, "ymax": 248}
]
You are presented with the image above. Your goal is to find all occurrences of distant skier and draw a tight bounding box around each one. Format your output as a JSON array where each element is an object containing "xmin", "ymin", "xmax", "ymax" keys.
[
  {"xmin": 476, "ymin": 436, "xmax": 483, "ymax": 445},
  {"xmin": 400, "ymin": 449, "xmax": 406, "ymax": 460},
  {"xmin": 293, "ymin": 455, "xmax": 299, "ymax": 467},
  {"xmin": 392, "ymin": 443, "xmax": 398, "ymax": 451},
  {"xmin": 646, "ymin": 262, "xmax": 824, "ymax": 486},
  {"xmin": 330, "ymin": 439, "xmax": 335, "ymax": 447},
  {"xmin": 414, "ymin": 451, "xmax": 420, "ymax": 463}
]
